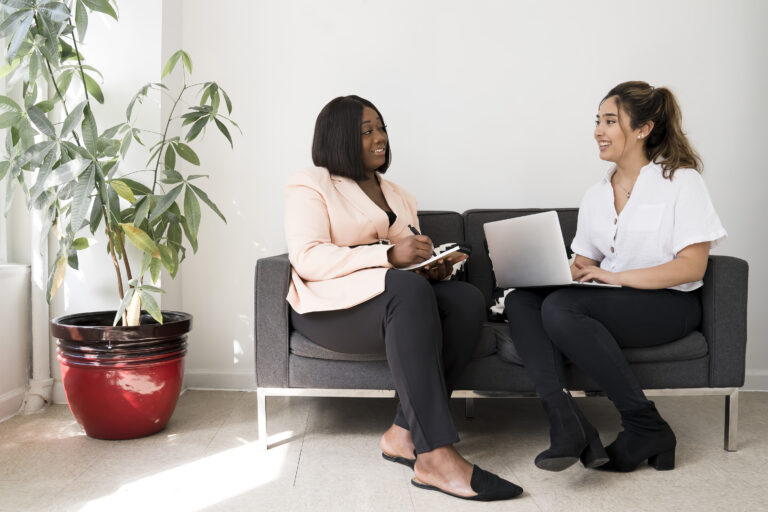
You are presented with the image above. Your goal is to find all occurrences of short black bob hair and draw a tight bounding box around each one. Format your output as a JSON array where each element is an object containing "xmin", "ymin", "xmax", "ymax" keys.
[{"xmin": 312, "ymin": 95, "xmax": 391, "ymax": 181}]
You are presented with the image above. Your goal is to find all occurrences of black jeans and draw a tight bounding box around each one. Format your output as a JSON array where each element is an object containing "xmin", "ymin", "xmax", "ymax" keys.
[
  {"xmin": 290, "ymin": 269, "xmax": 485, "ymax": 454},
  {"xmin": 504, "ymin": 287, "xmax": 701, "ymax": 413}
]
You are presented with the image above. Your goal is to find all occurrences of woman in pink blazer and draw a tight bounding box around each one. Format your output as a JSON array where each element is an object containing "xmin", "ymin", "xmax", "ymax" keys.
[{"xmin": 285, "ymin": 96, "xmax": 521, "ymax": 501}]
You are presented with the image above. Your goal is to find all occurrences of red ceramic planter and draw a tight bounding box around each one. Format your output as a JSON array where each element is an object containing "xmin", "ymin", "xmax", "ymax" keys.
[{"xmin": 51, "ymin": 311, "xmax": 192, "ymax": 440}]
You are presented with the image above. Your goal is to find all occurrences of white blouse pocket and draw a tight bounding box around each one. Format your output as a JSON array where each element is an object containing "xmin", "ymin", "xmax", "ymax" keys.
[{"xmin": 628, "ymin": 204, "xmax": 666, "ymax": 232}]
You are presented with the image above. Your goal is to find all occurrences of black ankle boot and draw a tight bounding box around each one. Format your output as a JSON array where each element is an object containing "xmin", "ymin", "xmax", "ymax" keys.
[
  {"xmin": 599, "ymin": 402, "xmax": 676, "ymax": 472},
  {"xmin": 535, "ymin": 391, "xmax": 609, "ymax": 472}
]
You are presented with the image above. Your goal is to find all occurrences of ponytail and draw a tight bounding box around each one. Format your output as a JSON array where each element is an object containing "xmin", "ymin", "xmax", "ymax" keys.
[{"xmin": 602, "ymin": 81, "xmax": 702, "ymax": 178}]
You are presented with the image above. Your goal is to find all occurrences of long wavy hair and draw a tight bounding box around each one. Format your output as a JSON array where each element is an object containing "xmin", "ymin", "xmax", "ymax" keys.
[{"xmin": 602, "ymin": 81, "xmax": 702, "ymax": 178}]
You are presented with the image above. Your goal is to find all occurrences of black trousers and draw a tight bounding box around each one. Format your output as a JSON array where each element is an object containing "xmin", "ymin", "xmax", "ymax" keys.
[
  {"xmin": 504, "ymin": 287, "xmax": 701, "ymax": 413},
  {"xmin": 291, "ymin": 270, "xmax": 485, "ymax": 454}
]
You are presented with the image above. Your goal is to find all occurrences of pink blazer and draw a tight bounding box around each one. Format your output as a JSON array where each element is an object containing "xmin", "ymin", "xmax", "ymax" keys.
[{"xmin": 285, "ymin": 167, "xmax": 420, "ymax": 314}]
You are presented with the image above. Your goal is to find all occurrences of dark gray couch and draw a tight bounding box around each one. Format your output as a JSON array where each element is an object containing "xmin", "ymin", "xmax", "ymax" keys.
[{"xmin": 255, "ymin": 209, "xmax": 749, "ymax": 450}]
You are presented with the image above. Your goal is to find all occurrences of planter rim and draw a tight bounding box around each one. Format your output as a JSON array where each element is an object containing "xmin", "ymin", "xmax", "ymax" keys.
[{"xmin": 50, "ymin": 310, "xmax": 192, "ymax": 343}]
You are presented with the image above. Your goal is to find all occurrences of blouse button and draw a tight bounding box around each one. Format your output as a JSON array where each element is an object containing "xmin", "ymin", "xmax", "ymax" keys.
[
  {"xmin": 614, "ymin": 218, "xmax": 617, "ymax": 225},
  {"xmin": 610, "ymin": 246, "xmax": 615, "ymax": 253}
]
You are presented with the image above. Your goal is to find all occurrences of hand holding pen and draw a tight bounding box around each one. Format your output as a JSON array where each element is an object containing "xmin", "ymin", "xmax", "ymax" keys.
[
  {"xmin": 387, "ymin": 225, "xmax": 434, "ymax": 268},
  {"xmin": 408, "ymin": 224, "xmax": 437, "ymax": 257}
]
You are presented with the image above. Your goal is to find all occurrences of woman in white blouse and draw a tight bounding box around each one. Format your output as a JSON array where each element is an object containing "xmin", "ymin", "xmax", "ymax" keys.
[{"xmin": 504, "ymin": 81, "xmax": 726, "ymax": 473}]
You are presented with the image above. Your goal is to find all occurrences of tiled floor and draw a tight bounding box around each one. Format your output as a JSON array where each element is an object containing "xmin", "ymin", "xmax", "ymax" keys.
[{"xmin": 1, "ymin": 390, "xmax": 766, "ymax": 511}]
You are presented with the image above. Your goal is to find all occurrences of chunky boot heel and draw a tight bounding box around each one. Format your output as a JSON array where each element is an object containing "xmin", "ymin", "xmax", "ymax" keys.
[
  {"xmin": 534, "ymin": 390, "xmax": 605, "ymax": 472},
  {"xmin": 580, "ymin": 436, "xmax": 609, "ymax": 468},
  {"xmin": 648, "ymin": 449, "xmax": 675, "ymax": 470},
  {"xmin": 598, "ymin": 402, "xmax": 677, "ymax": 473}
]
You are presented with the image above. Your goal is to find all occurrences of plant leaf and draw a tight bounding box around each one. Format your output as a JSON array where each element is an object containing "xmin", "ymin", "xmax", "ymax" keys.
[
  {"xmin": 120, "ymin": 223, "xmax": 160, "ymax": 258},
  {"xmin": 149, "ymin": 184, "xmax": 183, "ymax": 222},
  {"xmin": 113, "ymin": 287, "xmax": 134, "ymax": 326},
  {"xmin": 221, "ymin": 88, "xmax": 232, "ymax": 114},
  {"xmin": 214, "ymin": 118, "xmax": 233, "ymax": 148},
  {"xmin": 120, "ymin": 178, "xmax": 152, "ymax": 195},
  {"xmin": 42, "ymin": 158, "xmax": 91, "ymax": 189},
  {"xmin": 164, "ymin": 144, "xmax": 175, "ymax": 170},
  {"xmin": 69, "ymin": 165, "xmax": 95, "ymax": 233},
  {"xmin": 46, "ymin": 251, "xmax": 68, "ymax": 302},
  {"xmin": 183, "ymin": 185, "xmax": 201, "ymax": 241},
  {"xmin": 26, "ymin": 104, "xmax": 56, "ymax": 138},
  {"xmin": 81, "ymin": 105, "xmax": 98, "ymax": 155},
  {"xmin": 0, "ymin": 95, "xmax": 22, "ymax": 113},
  {"xmin": 188, "ymin": 183, "xmax": 226, "ymax": 223},
  {"xmin": 173, "ymin": 142, "xmax": 199, "ymax": 165},
  {"xmin": 139, "ymin": 289, "xmax": 163, "ymax": 324},
  {"xmin": 75, "ymin": 0, "xmax": 88, "ymax": 42},
  {"xmin": 60, "ymin": 100, "xmax": 87, "ymax": 138},
  {"xmin": 109, "ymin": 179, "xmax": 135, "ymax": 203},
  {"xmin": 181, "ymin": 215, "xmax": 198, "ymax": 253},
  {"xmin": 81, "ymin": 0, "xmax": 118, "ymax": 20},
  {"xmin": 72, "ymin": 236, "xmax": 95, "ymax": 250},
  {"xmin": 149, "ymin": 256, "xmax": 162, "ymax": 283},
  {"xmin": 162, "ymin": 50, "xmax": 182, "ymax": 78},
  {"xmin": 83, "ymin": 73, "xmax": 104, "ymax": 103},
  {"xmin": 38, "ymin": 2, "xmax": 71, "ymax": 23},
  {"xmin": 133, "ymin": 195, "xmax": 150, "ymax": 225},
  {"xmin": 141, "ymin": 284, "xmax": 165, "ymax": 294},
  {"xmin": 185, "ymin": 116, "xmax": 207, "ymax": 142},
  {"xmin": 4, "ymin": 11, "xmax": 33, "ymax": 63}
]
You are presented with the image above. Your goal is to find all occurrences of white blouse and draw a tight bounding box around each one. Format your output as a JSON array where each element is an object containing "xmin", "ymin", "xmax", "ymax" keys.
[{"xmin": 570, "ymin": 161, "xmax": 727, "ymax": 292}]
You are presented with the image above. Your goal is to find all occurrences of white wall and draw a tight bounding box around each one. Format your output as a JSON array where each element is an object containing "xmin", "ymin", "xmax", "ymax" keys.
[
  {"xmin": 6, "ymin": 1, "xmax": 765, "ymax": 397},
  {"xmin": 175, "ymin": 0, "xmax": 768, "ymax": 390}
]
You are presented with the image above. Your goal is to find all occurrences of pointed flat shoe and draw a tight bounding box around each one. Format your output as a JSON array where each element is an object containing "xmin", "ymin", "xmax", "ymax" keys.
[
  {"xmin": 411, "ymin": 465, "xmax": 523, "ymax": 501},
  {"xmin": 381, "ymin": 451, "xmax": 415, "ymax": 469}
]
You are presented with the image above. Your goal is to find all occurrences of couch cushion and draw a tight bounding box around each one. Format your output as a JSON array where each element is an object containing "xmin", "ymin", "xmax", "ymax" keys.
[
  {"xmin": 493, "ymin": 323, "xmax": 708, "ymax": 366},
  {"xmin": 290, "ymin": 321, "xmax": 498, "ymax": 362},
  {"xmin": 290, "ymin": 332, "xmax": 386, "ymax": 361}
]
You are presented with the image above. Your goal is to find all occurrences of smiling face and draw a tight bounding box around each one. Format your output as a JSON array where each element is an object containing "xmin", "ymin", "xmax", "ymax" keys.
[
  {"xmin": 360, "ymin": 106, "xmax": 388, "ymax": 173},
  {"xmin": 594, "ymin": 96, "xmax": 646, "ymax": 164}
]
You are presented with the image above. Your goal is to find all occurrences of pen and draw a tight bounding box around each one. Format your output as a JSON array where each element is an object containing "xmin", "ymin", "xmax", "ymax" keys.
[{"xmin": 408, "ymin": 224, "xmax": 437, "ymax": 257}]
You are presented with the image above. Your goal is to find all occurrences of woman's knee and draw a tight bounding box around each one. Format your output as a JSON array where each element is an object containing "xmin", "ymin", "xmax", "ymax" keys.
[
  {"xmin": 384, "ymin": 269, "xmax": 436, "ymax": 306},
  {"xmin": 541, "ymin": 289, "xmax": 587, "ymax": 338},
  {"xmin": 504, "ymin": 289, "xmax": 543, "ymax": 321},
  {"xmin": 435, "ymin": 280, "xmax": 485, "ymax": 320}
]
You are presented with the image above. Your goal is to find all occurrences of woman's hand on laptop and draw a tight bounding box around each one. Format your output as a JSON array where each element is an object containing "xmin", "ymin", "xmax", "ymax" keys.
[{"xmin": 572, "ymin": 261, "xmax": 622, "ymax": 285}]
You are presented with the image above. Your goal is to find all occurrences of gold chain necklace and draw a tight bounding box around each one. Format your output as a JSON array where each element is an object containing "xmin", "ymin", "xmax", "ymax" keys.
[{"xmin": 616, "ymin": 181, "xmax": 632, "ymax": 199}]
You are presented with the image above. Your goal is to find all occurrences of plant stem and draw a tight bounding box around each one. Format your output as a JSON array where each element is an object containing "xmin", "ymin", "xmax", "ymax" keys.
[
  {"xmin": 152, "ymin": 85, "xmax": 186, "ymax": 194},
  {"xmin": 102, "ymin": 205, "xmax": 127, "ymax": 325},
  {"xmin": 116, "ymin": 230, "xmax": 133, "ymax": 281},
  {"xmin": 69, "ymin": 31, "xmax": 90, "ymax": 104}
]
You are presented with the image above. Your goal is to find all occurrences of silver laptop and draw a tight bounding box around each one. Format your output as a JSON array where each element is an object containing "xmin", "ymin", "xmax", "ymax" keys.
[{"xmin": 483, "ymin": 211, "xmax": 619, "ymax": 288}]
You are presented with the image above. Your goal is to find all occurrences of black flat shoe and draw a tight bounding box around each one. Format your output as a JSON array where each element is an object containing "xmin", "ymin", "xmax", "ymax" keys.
[
  {"xmin": 382, "ymin": 451, "xmax": 415, "ymax": 469},
  {"xmin": 411, "ymin": 465, "xmax": 523, "ymax": 501}
]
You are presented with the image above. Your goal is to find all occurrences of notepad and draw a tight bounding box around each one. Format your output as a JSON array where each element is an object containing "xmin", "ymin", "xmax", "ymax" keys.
[{"xmin": 400, "ymin": 245, "xmax": 469, "ymax": 271}]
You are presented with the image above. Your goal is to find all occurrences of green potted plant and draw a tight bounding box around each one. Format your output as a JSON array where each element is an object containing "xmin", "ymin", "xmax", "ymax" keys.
[{"xmin": 0, "ymin": 0, "xmax": 238, "ymax": 439}]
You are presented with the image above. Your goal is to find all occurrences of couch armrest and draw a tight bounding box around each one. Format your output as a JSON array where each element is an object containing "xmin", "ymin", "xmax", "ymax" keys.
[
  {"xmin": 701, "ymin": 255, "xmax": 749, "ymax": 387},
  {"xmin": 255, "ymin": 253, "xmax": 291, "ymax": 388}
]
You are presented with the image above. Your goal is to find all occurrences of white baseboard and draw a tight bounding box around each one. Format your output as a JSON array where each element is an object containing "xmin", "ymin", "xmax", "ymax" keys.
[
  {"xmin": 182, "ymin": 370, "xmax": 256, "ymax": 391},
  {"xmin": 744, "ymin": 370, "xmax": 768, "ymax": 391},
  {"xmin": 53, "ymin": 380, "xmax": 67, "ymax": 405},
  {"xmin": 0, "ymin": 387, "xmax": 25, "ymax": 422}
]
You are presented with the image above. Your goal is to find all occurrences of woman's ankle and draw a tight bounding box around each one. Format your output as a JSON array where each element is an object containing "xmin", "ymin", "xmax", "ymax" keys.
[{"xmin": 380, "ymin": 424, "xmax": 415, "ymax": 458}]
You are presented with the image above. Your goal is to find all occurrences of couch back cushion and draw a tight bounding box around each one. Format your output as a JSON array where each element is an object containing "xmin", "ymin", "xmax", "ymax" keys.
[
  {"xmin": 463, "ymin": 208, "xmax": 579, "ymax": 308},
  {"xmin": 417, "ymin": 211, "xmax": 464, "ymax": 245}
]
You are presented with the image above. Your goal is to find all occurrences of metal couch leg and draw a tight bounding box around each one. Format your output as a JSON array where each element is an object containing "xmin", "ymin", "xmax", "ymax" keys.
[
  {"xmin": 257, "ymin": 388, "xmax": 268, "ymax": 449},
  {"xmin": 724, "ymin": 390, "xmax": 739, "ymax": 452},
  {"xmin": 465, "ymin": 397, "xmax": 475, "ymax": 418}
]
